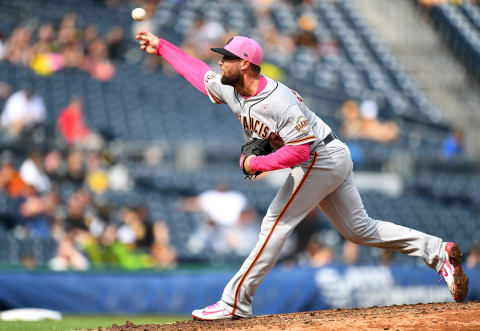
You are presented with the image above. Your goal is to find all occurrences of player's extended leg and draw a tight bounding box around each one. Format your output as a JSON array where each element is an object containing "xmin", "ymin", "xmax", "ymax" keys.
[
  {"xmin": 318, "ymin": 171, "xmax": 469, "ymax": 301},
  {"xmin": 192, "ymin": 149, "xmax": 352, "ymax": 320},
  {"xmin": 219, "ymin": 166, "xmax": 345, "ymax": 317}
]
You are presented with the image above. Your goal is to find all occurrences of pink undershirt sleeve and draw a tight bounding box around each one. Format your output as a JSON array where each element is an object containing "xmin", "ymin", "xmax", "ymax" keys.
[
  {"xmin": 155, "ymin": 39, "xmax": 305, "ymax": 172},
  {"xmin": 155, "ymin": 39, "xmax": 211, "ymax": 95},
  {"xmin": 249, "ymin": 143, "xmax": 310, "ymax": 172}
]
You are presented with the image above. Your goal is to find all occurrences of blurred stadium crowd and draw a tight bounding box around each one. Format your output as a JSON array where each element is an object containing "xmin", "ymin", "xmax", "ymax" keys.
[{"xmin": 0, "ymin": 0, "xmax": 479, "ymax": 272}]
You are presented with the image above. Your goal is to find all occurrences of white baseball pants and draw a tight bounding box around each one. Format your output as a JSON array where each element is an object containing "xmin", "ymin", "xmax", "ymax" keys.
[{"xmin": 220, "ymin": 139, "xmax": 446, "ymax": 317}]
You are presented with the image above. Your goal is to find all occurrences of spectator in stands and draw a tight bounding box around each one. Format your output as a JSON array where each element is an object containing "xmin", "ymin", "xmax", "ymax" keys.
[
  {"xmin": 180, "ymin": 183, "xmax": 248, "ymax": 227},
  {"xmin": 83, "ymin": 24, "xmax": 99, "ymax": 48},
  {"xmin": 30, "ymin": 23, "xmax": 63, "ymax": 76},
  {"xmin": 77, "ymin": 202, "xmax": 176, "ymax": 270},
  {"xmin": 57, "ymin": 15, "xmax": 84, "ymax": 69},
  {"xmin": 442, "ymin": 128, "xmax": 465, "ymax": 158},
  {"xmin": 295, "ymin": 14, "xmax": 318, "ymax": 49},
  {"xmin": 77, "ymin": 204, "xmax": 156, "ymax": 270},
  {"xmin": 19, "ymin": 151, "xmax": 51, "ymax": 194},
  {"xmin": 99, "ymin": 223, "xmax": 154, "ymax": 270},
  {"xmin": 151, "ymin": 221, "xmax": 178, "ymax": 269},
  {"xmin": 340, "ymin": 100, "xmax": 398, "ymax": 144},
  {"xmin": 89, "ymin": 199, "xmax": 112, "ymax": 238},
  {"xmin": 342, "ymin": 240, "xmax": 359, "ymax": 265},
  {"xmin": 48, "ymin": 232, "xmax": 90, "ymax": 271},
  {"xmin": 0, "ymin": 151, "xmax": 34, "ymax": 231},
  {"xmin": 117, "ymin": 204, "xmax": 155, "ymax": 251},
  {"xmin": 106, "ymin": 26, "xmax": 127, "ymax": 62},
  {"xmin": 466, "ymin": 242, "xmax": 480, "ymax": 268},
  {"xmin": 85, "ymin": 149, "xmax": 113, "ymax": 194},
  {"xmin": 0, "ymin": 151, "xmax": 31, "ymax": 198},
  {"xmin": 43, "ymin": 149, "xmax": 66, "ymax": 183},
  {"xmin": 60, "ymin": 12, "xmax": 76, "ymax": 31},
  {"xmin": 33, "ymin": 23, "xmax": 57, "ymax": 54},
  {"xmin": 107, "ymin": 163, "xmax": 133, "ymax": 192},
  {"xmin": 181, "ymin": 183, "xmax": 249, "ymax": 254},
  {"xmin": 57, "ymin": 190, "xmax": 103, "ymax": 267},
  {"xmin": 13, "ymin": 180, "xmax": 57, "ymax": 238},
  {"xmin": 83, "ymin": 39, "xmax": 116, "ymax": 81},
  {"xmin": 93, "ymin": 223, "xmax": 119, "ymax": 266},
  {"xmin": 59, "ymin": 35, "xmax": 84, "ymax": 69},
  {"xmin": 4, "ymin": 27, "xmax": 33, "ymax": 66},
  {"xmin": 341, "ymin": 100, "xmax": 364, "ymax": 140},
  {"xmin": 65, "ymin": 149, "xmax": 86, "ymax": 187},
  {"xmin": 1, "ymin": 86, "xmax": 47, "ymax": 139},
  {"xmin": 67, "ymin": 199, "xmax": 113, "ymax": 269},
  {"xmin": 57, "ymin": 98, "xmax": 91, "ymax": 145},
  {"xmin": 339, "ymin": 101, "xmax": 365, "ymax": 167},
  {"xmin": 359, "ymin": 100, "xmax": 398, "ymax": 143},
  {"xmin": 43, "ymin": 148, "xmax": 89, "ymax": 189},
  {"xmin": 64, "ymin": 189, "xmax": 91, "ymax": 233},
  {"xmin": 297, "ymin": 235, "xmax": 334, "ymax": 267}
]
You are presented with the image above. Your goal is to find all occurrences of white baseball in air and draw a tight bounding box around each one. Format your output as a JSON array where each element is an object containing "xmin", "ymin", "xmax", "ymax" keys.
[{"xmin": 131, "ymin": 8, "xmax": 146, "ymax": 21}]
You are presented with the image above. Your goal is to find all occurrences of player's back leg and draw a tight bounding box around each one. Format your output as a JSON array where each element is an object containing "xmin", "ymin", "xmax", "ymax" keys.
[
  {"xmin": 318, "ymin": 170, "xmax": 468, "ymax": 301},
  {"xmin": 318, "ymin": 170, "xmax": 444, "ymax": 269}
]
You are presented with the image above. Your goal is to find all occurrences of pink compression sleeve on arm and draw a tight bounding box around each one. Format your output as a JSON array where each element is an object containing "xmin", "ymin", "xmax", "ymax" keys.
[
  {"xmin": 155, "ymin": 39, "xmax": 211, "ymax": 95},
  {"xmin": 249, "ymin": 143, "xmax": 310, "ymax": 172}
]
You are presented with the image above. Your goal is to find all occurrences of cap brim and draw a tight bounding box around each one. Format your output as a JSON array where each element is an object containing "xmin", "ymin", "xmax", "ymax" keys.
[{"xmin": 211, "ymin": 47, "xmax": 241, "ymax": 59}]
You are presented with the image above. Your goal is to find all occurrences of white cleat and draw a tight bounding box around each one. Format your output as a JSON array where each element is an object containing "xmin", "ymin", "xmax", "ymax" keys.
[
  {"xmin": 439, "ymin": 242, "xmax": 469, "ymax": 302},
  {"xmin": 192, "ymin": 301, "xmax": 239, "ymax": 321}
]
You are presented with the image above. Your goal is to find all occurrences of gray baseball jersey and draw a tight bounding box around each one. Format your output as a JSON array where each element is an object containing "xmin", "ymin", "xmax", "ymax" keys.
[
  {"xmin": 203, "ymin": 70, "xmax": 447, "ymax": 317},
  {"xmin": 204, "ymin": 70, "xmax": 330, "ymax": 164}
]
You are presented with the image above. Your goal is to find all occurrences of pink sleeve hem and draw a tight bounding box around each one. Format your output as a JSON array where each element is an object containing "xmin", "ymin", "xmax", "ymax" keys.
[{"xmin": 250, "ymin": 143, "xmax": 310, "ymax": 172}]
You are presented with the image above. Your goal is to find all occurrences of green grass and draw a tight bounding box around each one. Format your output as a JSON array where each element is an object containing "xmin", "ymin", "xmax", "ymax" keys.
[{"xmin": 0, "ymin": 315, "xmax": 190, "ymax": 331}]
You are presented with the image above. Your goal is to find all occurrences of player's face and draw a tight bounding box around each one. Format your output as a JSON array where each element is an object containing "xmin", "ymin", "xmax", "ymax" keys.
[{"xmin": 219, "ymin": 56, "xmax": 242, "ymax": 86}]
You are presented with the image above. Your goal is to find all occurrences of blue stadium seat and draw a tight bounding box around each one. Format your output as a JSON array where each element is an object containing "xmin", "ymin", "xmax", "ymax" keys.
[{"xmin": 0, "ymin": 0, "xmax": 477, "ymax": 267}]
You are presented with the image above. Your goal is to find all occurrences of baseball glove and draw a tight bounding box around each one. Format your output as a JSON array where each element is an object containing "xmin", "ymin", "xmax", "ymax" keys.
[{"xmin": 239, "ymin": 138, "xmax": 273, "ymax": 179}]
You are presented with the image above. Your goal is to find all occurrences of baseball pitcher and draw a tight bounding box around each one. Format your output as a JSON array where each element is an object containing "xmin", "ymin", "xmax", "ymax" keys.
[{"xmin": 135, "ymin": 31, "xmax": 469, "ymax": 320}]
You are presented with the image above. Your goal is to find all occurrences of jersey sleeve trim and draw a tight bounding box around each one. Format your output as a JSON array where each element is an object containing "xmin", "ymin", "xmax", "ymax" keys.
[
  {"xmin": 286, "ymin": 135, "xmax": 316, "ymax": 145},
  {"xmin": 206, "ymin": 87, "xmax": 224, "ymax": 104}
]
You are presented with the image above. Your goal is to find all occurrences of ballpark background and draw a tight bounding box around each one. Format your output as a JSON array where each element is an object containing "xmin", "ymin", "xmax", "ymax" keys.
[{"xmin": 0, "ymin": 0, "xmax": 479, "ymax": 329}]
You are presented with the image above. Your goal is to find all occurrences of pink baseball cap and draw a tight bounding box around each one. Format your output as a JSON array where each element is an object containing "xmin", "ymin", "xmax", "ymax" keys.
[{"xmin": 211, "ymin": 36, "xmax": 263, "ymax": 66}]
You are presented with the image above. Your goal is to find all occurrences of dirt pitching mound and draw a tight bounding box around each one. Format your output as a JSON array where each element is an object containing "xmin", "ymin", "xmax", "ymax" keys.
[{"xmin": 89, "ymin": 302, "xmax": 480, "ymax": 331}]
